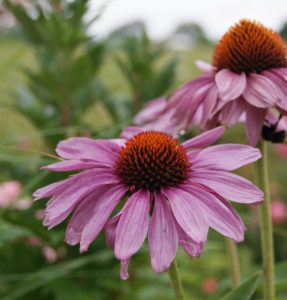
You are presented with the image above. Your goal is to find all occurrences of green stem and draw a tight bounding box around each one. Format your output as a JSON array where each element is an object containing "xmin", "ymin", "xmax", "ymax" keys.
[
  {"xmin": 225, "ymin": 238, "xmax": 241, "ymax": 287},
  {"xmin": 168, "ymin": 259, "xmax": 185, "ymax": 300},
  {"xmin": 255, "ymin": 140, "xmax": 275, "ymax": 300}
]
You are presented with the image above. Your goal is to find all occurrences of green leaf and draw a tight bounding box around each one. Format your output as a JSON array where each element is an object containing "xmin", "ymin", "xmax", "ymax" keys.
[
  {"xmin": 221, "ymin": 271, "xmax": 262, "ymax": 300},
  {"xmin": 1, "ymin": 251, "xmax": 113, "ymax": 300},
  {"xmin": 0, "ymin": 220, "xmax": 32, "ymax": 247}
]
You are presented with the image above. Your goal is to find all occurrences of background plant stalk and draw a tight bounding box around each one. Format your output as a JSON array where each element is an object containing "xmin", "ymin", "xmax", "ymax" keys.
[{"xmin": 255, "ymin": 140, "xmax": 275, "ymax": 300}]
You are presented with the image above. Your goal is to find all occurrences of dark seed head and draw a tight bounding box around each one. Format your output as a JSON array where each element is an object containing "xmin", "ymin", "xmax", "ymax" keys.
[
  {"xmin": 115, "ymin": 131, "xmax": 190, "ymax": 192},
  {"xmin": 213, "ymin": 19, "xmax": 287, "ymax": 74}
]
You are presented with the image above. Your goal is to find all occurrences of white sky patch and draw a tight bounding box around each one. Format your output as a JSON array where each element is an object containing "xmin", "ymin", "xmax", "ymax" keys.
[{"xmin": 89, "ymin": 0, "xmax": 287, "ymax": 40}]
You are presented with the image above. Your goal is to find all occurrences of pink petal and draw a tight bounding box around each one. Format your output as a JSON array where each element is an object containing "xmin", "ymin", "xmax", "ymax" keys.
[
  {"xmin": 243, "ymin": 73, "xmax": 279, "ymax": 108},
  {"xmin": 182, "ymin": 126, "xmax": 225, "ymax": 150},
  {"xmin": 33, "ymin": 178, "xmax": 73, "ymax": 200},
  {"xmin": 115, "ymin": 190, "xmax": 150, "ymax": 260},
  {"xmin": 201, "ymin": 85, "xmax": 219, "ymax": 125},
  {"xmin": 120, "ymin": 259, "xmax": 130, "ymax": 280},
  {"xmin": 78, "ymin": 184, "xmax": 127, "ymax": 253},
  {"xmin": 139, "ymin": 109, "xmax": 180, "ymax": 136},
  {"xmin": 192, "ymin": 144, "xmax": 261, "ymax": 171},
  {"xmin": 245, "ymin": 104, "xmax": 266, "ymax": 146},
  {"xmin": 56, "ymin": 138, "xmax": 120, "ymax": 165},
  {"xmin": 263, "ymin": 70, "xmax": 287, "ymax": 111},
  {"xmin": 271, "ymin": 67, "xmax": 287, "ymax": 80},
  {"xmin": 176, "ymin": 223, "xmax": 204, "ymax": 257},
  {"xmin": 120, "ymin": 127, "xmax": 144, "ymax": 139},
  {"xmin": 148, "ymin": 192, "xmax": 178, "ymax": 273},
  {"xmin": 105, "ymin": 214, "xmax": 121, "ymax": 249},
  {"xmin": 110, "ymin": 139, "xmax": 126, "ymax": 147},
  {"xmin": 185, "ymin": 184, "xmax": 246, "ymax": 242},
  {"xmin": 43, "ymin": 180, "xmax": 108, "ymax": 229},
  {"xmin": 219, "ymin": 97, "xmax": 246, "ymax": 127},
  {"xmin": 164, "ymin": 188, "xmax": 208, "ymax": 243},
  {"xmin": 215, "ymin": 69, "xmax": 246, "ymax": 101},
  {"xmin": 168, "ymin": 76, "xmax": 214, "ymax": 123},
  {"xmin": 134, "ymin": 98, "xmax": 167, "ymax": 125},
  {"xmin": 65, "ymin": 185, "xmax": 125, "ymax": 246},
  {"xmin": 190, "ymin": 170, "xmax": 263, "ymax": 204},
  {"xmin": 195, "ymin": 60, "xmax": 214, "ymax": 74},
  {"xmin": 42, "ymin": 160, "xmax": 100, "ymax": 172},
  {"xmin": 34, "ymin": 169, "xmax": 120, "ymax": 200}
]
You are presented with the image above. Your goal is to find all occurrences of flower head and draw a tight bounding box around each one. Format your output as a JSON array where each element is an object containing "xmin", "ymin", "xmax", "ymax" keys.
[
  {"xmin": 153, "ymin": 19, "xmax": 287, "ymax": 145},
  {"xmin": 34, "ymin": 127, "xmax": 263, "ymax": 279},
  {"xmin": 213, "ymin": 20, "xmax": 287, "ymax": 74}
]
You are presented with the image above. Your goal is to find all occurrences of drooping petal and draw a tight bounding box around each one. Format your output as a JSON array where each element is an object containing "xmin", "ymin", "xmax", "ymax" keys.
[
  {"xmin": 34, "ymin": 169, "xmax": 120, "ymax": 200},
  {"xmin": 56, "ymin": 138, "xmax": 120, "ymax": 166},
  {"xmin": 120, "ymin": 259, "xmax": 130, "ymax": 280},
  {"xmin": 65, "ymin": 185, "xmax": 125, "ymax": 246},
  {"xmin": 182, "ymin": 126, "xmax": 225, "ymax": 150},
  {"xmin": 184, "ymin": 183, "xmax": 246, "ymax": 242},
  {"xmin": 168, "ymin": 76, "xmax": 214, "ymax": 123},
  {"xmin": 195, "ymin": 60, "xmax": 214, "ymax": 74},
  {"xmin": 43, "ymin": 181, "xmax": 105, "ymax": 229},
  {"xmin": 201, "ymin": 85, "xmax": 219, "ymax": 125},
  {"xmin": 192, "ymin": 144, "xmax": 261, "ymax": 171},
  {"xmin": 79, "ymin": 184, "xmax": 127, "ymax": 253},
  {"xmin": 243, "ymin": 73, "xmax": 279, "ymax": 108},
  {"xmin": 148, "ymin": 192, "xmax": 178, "ymax": 273},
  {"xmin": 219, "ymin": 97, "xmax": 246, "ymax": 127},
  {"xmin": 215, "ymin": 69, "xmax": 246, "ymax": 101},
  {"xmin": 190, "ymin": 170, "xmax": 263, "ymax": 204},
  {"xmin": 115, "ymin": 190, "xmax": 150, "ymax": 260},
  {"xmin": 263, "ymin": 70, "xmax": 287, "ymax": 111},
  {"xmin": 105, "ymin": 214, "xmax": 121, "ymax": 249},
  {"xmin": 134, "ymin": 98, "xmax": 167, "ymax": 125},
  {"xmin": 164, "ymin": 188, "xmax": 208, "ymax": 243},
  {"xmin": 33, "ymin": 177, "xmax": 73, "ymax": 200},
  {"xmin": 105, "ymin": 215, "xmax": 132, "ymax": 281},
  {"xmin": 245, "ymin": 104, "xmax": 266, "ymax": 146},
  {"xmin": 120, "ymin": 127, "xmax": 144, "ymax": 139},
  {"xmin": 139, "ymin": 108, "xmax": 181, "ymax": 136},
  {"xmin": 42, "ymin": 160, "xmax": 100, "ymax": 172},
  {"xmin": 176, "ymin": 223, "xmax": 204, "ymax": 257}
]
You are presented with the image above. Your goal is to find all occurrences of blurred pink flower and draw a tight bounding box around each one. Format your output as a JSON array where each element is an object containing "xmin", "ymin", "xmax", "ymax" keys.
[
  {"xmin": 25, "ymin": 236, "xmax": 42, "ymax": 247},
  {"xmin": 0, "ymin": 180, "xmax": 21, "ymax": 208},
  {"xmin": 34, "ymin": 209, "xmax": 45, "ymax": 220},
  {"xmin": 34, "ymin": 126, "xmax": 263, "ymax": 279},
  {"xmin": 42, "ymin": 246, "xmax": 58, "ymax": 263},
  {"xmin": 14, "ymin": 198, "xmax": 32, "ymax": 210},
  {"xmin": 157, "ymin": 20, "xmax": 287, "ymax": 146},
  {"xmin": 271, "ymin": 200, "xmax": 287, "ymax": 225},
  {"xmin": 202, "ymin": 278, "xmax": 218, "ymax": 295}
]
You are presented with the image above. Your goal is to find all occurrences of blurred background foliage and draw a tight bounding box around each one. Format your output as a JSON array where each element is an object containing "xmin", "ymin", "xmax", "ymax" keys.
[{"xmin": 0, "ymin": 0, "xmax": 287, "ymax": 299}]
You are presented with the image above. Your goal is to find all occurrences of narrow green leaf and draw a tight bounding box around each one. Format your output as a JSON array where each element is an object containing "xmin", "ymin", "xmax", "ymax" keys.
[{"xmin": 221, "ymin": 271, "xmax": 262, "ymax": 300}]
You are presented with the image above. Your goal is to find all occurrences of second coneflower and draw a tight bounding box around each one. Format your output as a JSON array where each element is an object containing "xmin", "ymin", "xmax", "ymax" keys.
[
  {"xmin": 33, "ymin": 126, "xmax": 263, "ymax": 279},
  {"xmin": 164, "ymin": 19, "xmax": 287, "ymax": 145}
]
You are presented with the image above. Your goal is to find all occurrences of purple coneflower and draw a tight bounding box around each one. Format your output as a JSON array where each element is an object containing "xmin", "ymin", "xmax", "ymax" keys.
[
  {"xmin": 34, "ymin": 126, "xmax": 263, "ymax": 279},
  {"xmin": 162, "ymin": 19, "xmax": 287, "ymax": 145}
]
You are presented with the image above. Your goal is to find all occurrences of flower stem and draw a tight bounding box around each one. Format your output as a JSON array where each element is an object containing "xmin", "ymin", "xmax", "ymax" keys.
[
  {"xmin": 255, "ymin": 140, "xmax": 275, "ymax": 300},
  {"xmin": 225, "ymin": 238, "xmax": 240, "ymax": 287},
  {"xmin": 168, "ymin": 259, "xmax": 185, "ymax": 300}
]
